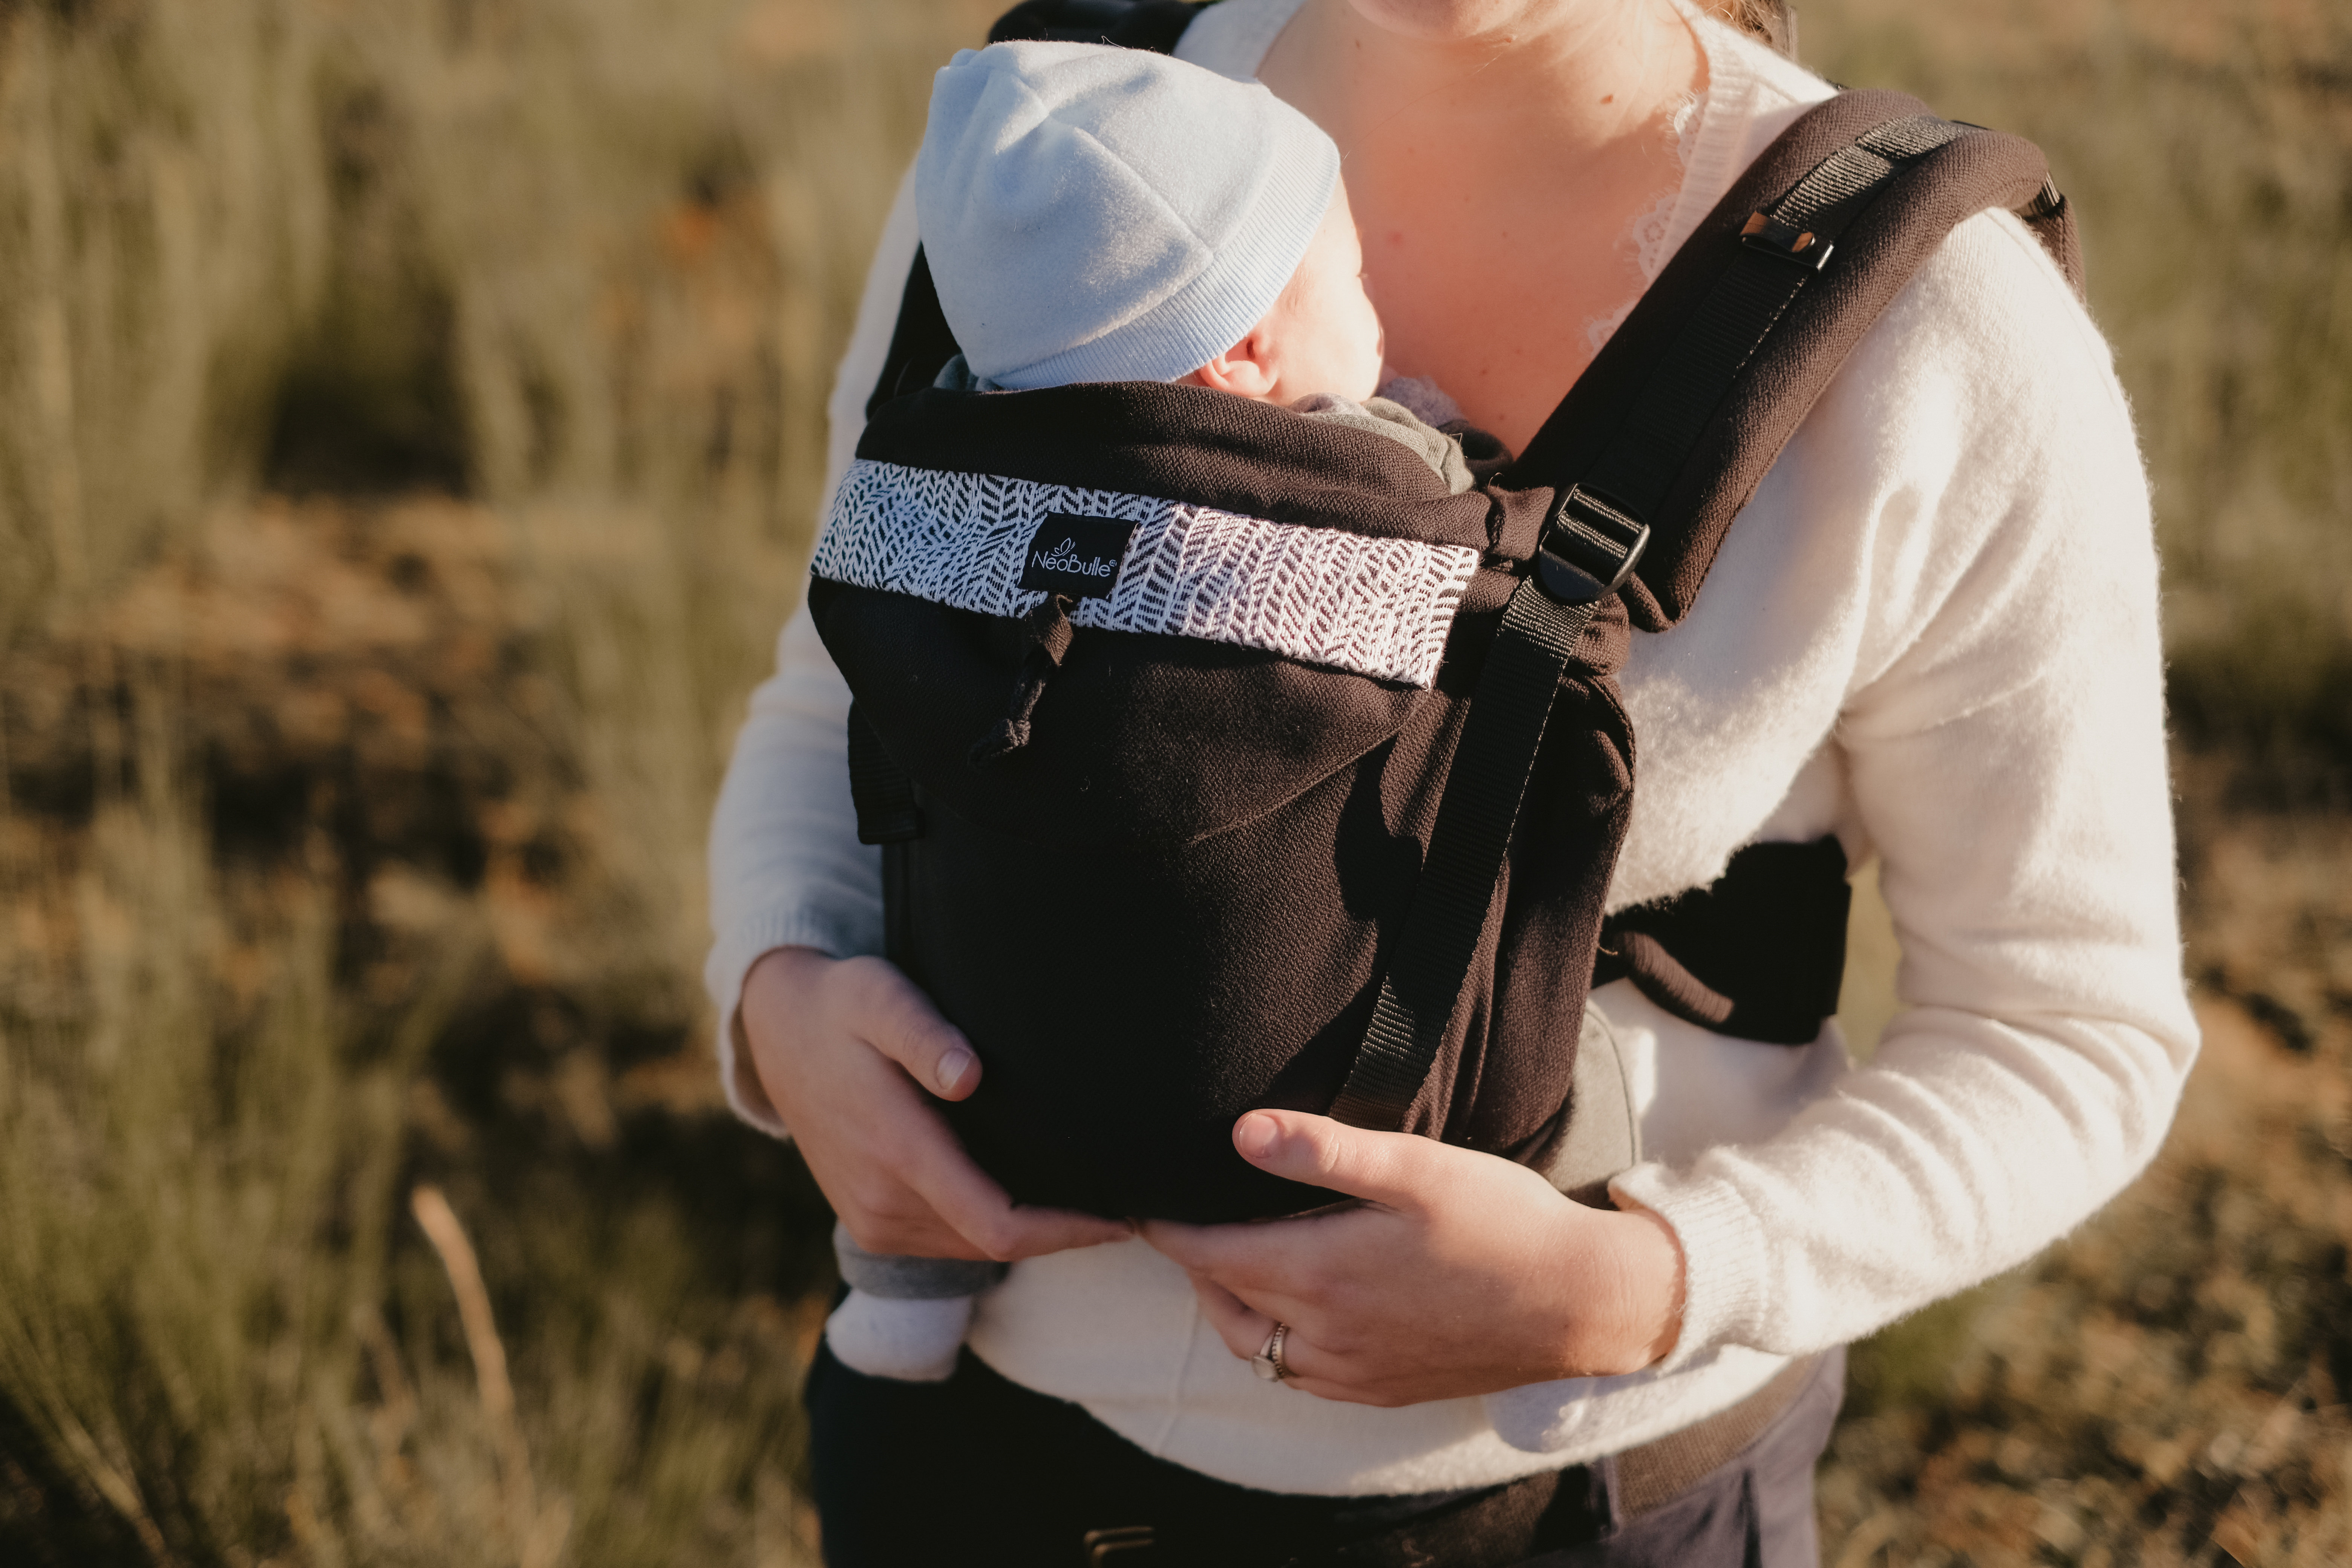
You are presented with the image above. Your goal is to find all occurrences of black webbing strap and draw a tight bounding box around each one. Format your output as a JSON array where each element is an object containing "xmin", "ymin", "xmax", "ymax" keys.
[
  {"xmin": 1329, "ymin": 574, "xmax": 1614, "ymax": 1129},
  {"xmin": 1561, "ymin": 114, "xmax": 1963, "ymax": 545},
  {"xmin": 847, "ymin": 703, "xmax": 922, "ymax": 845},
  {"xmin": 1333, "ymin": 110, "xmax": 1964, "ymax": 1131}
]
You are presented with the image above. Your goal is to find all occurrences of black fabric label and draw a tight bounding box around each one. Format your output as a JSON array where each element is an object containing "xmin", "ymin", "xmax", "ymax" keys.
[{"xmin": 1019, "ymin": 513, "xmax": 1136, "ymax": 600}]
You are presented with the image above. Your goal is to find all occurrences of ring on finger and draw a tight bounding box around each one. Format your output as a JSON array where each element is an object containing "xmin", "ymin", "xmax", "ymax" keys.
[{"xmin": 1251, "ymin": 1321, "xmax": 1296, "ymax": 1383}]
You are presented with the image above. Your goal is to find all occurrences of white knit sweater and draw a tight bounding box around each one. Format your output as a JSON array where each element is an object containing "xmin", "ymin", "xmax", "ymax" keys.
[{"xmin": 703, "ymin": 0, "xmax": 2198, "ymax": 1496}]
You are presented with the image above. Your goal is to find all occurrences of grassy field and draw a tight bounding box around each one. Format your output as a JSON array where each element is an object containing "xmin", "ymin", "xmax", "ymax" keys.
[{"xmin": 0, "ymin": 0, "xmax": 2345, "ymax": 1563}]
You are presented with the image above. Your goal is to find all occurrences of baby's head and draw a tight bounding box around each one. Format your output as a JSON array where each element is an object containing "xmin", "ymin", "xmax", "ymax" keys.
[{"xmin": 916, "ymin": 41, "xmax": 1381, "ymax": 404}]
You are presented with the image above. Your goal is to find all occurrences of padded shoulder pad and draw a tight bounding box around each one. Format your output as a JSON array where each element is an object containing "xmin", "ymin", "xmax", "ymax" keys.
[{"xmin": 1504, "ymin": 91, "xmax": 2075, "ymax": 633}]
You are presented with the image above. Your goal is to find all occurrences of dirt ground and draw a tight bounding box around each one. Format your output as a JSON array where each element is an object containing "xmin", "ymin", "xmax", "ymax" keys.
[{"xmin": 1822, "ymin": 792, "xmax": 2352, "ymax": 1566}]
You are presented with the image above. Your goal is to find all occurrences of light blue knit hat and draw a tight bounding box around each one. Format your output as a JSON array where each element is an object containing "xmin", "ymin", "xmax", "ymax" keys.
[{"xmin": 915, "ymin": 41, "xmax": 1343, "ymax": 391}]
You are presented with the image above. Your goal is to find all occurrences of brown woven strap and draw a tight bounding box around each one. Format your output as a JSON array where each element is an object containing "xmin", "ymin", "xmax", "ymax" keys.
[{"xmin": 1611, "ymin": 1353, "xmax": 1827, "ymax": 1519}]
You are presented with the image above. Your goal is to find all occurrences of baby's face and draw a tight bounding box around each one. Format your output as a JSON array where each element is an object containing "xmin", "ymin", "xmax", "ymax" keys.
[{"xmin": 1259, "ymin": 183, "xmax": 1386, "ymax": 404}]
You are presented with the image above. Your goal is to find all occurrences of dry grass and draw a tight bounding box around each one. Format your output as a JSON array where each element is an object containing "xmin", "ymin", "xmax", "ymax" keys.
[
  {"xmin": 0, "ymin": 0, "xmax": 2344, "ymax": 1563},
  {"xmin": 0, "ymin": 498, "xmax": 840, "ymax": 1565},
  {"xmin": 1821, "ymin": 903, "xmax": 2352, "ymax": 1564},
  {"xmin": 0, "ymin": 2, "xmax": 992, "ymax": 1555}
]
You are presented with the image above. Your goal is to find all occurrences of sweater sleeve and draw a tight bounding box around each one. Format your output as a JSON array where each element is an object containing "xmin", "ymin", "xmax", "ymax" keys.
[
  {"xmin": 703, "ymin": 164, "xmax": 919, "ymax": 1135},
  {"xmin": 1611, "ymin": 211, "xmax": 2201, "ymax": 1364}
]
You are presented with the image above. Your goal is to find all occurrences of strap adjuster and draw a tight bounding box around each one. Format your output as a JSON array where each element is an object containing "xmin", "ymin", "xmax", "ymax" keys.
[
  {"xmin": 1537, "ymin": 485, "xmax": 1651, "ymax": 604},
  {"xmin": 1740, "ymin": 210, "xmax": 1835, "ymax": 271}
]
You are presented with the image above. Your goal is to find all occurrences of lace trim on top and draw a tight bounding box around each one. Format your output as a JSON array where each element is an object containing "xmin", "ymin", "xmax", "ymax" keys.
[{"xmin": 1585, "ymin": 88, "xmax": 1710, "ymax": 353}]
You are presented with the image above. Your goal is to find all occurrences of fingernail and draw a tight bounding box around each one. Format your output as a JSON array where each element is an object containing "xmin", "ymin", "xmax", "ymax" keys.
[
  {"xmin": 937, "ymin": 1050, "xmax": 974, "ymax": 1095},
  {"xmin": 1236, "ymin": 1113, "xmax": 1279, "ymax": 1161}
]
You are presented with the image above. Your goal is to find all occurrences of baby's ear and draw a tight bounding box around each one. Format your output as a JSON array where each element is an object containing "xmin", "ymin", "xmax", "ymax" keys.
[{"xmin": 1183, "ymin": 330, "xmax": 1280, "ymax": 399}]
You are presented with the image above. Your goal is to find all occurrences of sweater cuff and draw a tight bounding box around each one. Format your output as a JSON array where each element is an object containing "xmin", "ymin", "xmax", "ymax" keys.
[
  {"xmin": 1609, "ymin": 1164, "xmax": 1772, "ymax": 1373},
  {"xmin": 703, "ymin": 902, "xmax": 873, "ymax": 1140}
]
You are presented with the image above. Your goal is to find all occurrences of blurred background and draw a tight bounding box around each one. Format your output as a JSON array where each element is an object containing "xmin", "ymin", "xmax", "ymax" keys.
[{"xmin": 0, "ymin": 0, "xmax": 2344, "ymax": 1562}]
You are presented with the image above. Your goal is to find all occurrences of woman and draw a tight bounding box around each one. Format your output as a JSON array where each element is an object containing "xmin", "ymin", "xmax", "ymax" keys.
[{"xmin": 706, "ymin": 0, "xmax": 2198, "ymax": 1560}]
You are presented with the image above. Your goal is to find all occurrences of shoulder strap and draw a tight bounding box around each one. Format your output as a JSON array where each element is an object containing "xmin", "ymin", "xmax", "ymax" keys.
[
  {"xmin": 1329, "ymin": 563, "xmax": 1613, "ymax": 1129},
  {"xmin": 1505, "ymin": 90, "xmax": 2080, "ymax": 633},
  {"xmin": 1330, "ymin": 100, "xmax": 2078, "ymax": 1130}
]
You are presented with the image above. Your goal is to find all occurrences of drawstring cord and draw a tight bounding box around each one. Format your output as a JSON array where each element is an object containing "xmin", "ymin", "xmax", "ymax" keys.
[{"xmin": 969, "ymin": 594, "xmax": 1076, "ymax": 766}]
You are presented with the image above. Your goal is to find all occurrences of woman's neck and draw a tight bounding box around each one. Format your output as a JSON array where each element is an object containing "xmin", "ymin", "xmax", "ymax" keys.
[
  {"xmin": 1257, "ymin": 0, "xmax": 1707, "ymax": 450},
  {"xmin": 1263, "ymin": 0, "xmax": 1699, "ymax": 170}
]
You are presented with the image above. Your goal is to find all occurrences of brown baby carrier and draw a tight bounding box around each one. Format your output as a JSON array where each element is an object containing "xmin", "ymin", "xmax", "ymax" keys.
[{"xmin": 806, "ymin": 0, "xmax": 2084, "ymax": 1223}]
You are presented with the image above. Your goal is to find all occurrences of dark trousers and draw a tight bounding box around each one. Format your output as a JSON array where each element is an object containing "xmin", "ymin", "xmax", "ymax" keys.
[{"xmin": 805, "ymin": 1341, "xmax": 1844, "ymax": 1567}]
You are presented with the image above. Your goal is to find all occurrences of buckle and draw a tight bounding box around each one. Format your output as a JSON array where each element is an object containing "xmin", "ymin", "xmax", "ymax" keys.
[
  {"xmin": 1740, "ymin": 210, "xmax": 1834, "ymax": 271},
  {"xmin": 1083, "ymin": 1526, "xmax": 1156, "ymax": 1564},
  {"xmin": 1537, "ymin": 485, "xmax": 1650, "ymax": 604},
  {"xmin": 2021, "ymin": 179, "xmax": 2067, "ymax": 223}
]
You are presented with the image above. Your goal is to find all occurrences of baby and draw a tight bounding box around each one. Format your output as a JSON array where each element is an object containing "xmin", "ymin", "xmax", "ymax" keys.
[{"xmin": 827, "ymin": 38, "xmax": 1475, "ymax": 1382}]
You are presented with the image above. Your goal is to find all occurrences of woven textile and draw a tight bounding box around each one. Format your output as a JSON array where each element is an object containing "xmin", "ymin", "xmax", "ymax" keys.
[{"xmin": 813, "ymin": 458, "xmax": 1481, "ymax": 688}]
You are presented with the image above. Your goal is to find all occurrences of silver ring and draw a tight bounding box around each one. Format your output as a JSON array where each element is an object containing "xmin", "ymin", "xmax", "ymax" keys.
[{"xmin": 1250, "ymin": 1322, "xmax": 1294, "ymax": 1383}]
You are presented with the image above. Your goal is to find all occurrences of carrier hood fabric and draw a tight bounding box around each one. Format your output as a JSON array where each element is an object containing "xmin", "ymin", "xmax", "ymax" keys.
[{"xmin": 914, "ymin": 40, "xmax": 1341, "ymax": 390}]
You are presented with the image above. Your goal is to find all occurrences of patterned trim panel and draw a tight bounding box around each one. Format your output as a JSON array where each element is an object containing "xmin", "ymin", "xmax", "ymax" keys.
[{"xmin": 813, "ymin": 459, "xmax": 1482, "ymax": 688}]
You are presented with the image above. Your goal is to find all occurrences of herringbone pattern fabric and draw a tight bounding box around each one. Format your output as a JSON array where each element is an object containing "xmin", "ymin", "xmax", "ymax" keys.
[{"xmin": 813, "ymin": 458, "xmax": 1481, "ymax": 688}]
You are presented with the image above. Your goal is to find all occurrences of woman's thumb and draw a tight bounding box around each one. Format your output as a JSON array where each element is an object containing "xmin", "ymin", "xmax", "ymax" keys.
[{"xmin": 1232, "ymin": 1110, "xmax": 1425, "ymax": 1206}]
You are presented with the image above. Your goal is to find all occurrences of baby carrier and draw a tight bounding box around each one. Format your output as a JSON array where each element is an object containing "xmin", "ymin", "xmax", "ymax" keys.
[{"xmin": 807, "ymin": 0, "xmax": 2084, "ymax": 1224}]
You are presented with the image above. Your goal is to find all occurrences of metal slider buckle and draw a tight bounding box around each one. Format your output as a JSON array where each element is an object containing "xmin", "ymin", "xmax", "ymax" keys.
[
  {"xmin": 1537, "ymin": 485, "xmax": 1651, "ymax": 604},
  {"xmin": 1082, "ymin": 1525, "xmax": 1156, "ymax": 1564},
  {"xmin": 2021, "ymin": 179, "xmax": 2067, "ymax": 223},
  {"xmin": 1740, "ymin": 210, "xmax": 1835, "ymax": 272}
]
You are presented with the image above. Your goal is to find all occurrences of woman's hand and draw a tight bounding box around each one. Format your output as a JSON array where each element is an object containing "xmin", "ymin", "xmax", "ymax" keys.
[
  {"xmin": 739, "ymin": 947, "xmax": 1132, "ymax": 1262},
  {"xmin": 1141, "ymin": 1111, "xmax": 1685, "ymax": 1407}
]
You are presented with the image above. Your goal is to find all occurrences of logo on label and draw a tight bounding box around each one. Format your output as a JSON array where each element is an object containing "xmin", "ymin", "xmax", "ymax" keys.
[{"xmin": 1019, "ymin": 513, "xmax": 1136, "ymax": 600}]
